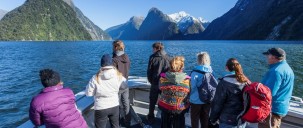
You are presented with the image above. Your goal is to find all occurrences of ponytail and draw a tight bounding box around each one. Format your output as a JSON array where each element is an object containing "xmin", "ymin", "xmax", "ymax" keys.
[{"xmin": 226, "ymin": 58, "xmax": 249, "ymax": 83}]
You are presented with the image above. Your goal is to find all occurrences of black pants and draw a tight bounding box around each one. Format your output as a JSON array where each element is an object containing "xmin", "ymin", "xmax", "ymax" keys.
[
  {"xmin": 148, "ymin": 84, "xmax": 160, "ymax": 117},
  {"xmin": 95, "ymin": 106, "xmax": 119, "ymax": 128},
  {"xmin": 190, "ymin": 103, "xmax": 210, "ymax": 128},
  {"xmin": 161, "ymin": 111, "xmax": 185, "ymax": 128},
  {"xmin": 119, "ymin": 88, "xmax": 131, "ymax": 125}
]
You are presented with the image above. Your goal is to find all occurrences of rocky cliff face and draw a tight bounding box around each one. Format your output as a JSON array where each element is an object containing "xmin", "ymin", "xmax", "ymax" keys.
[
  {"xmin": 63, "ymin": 0, "xmax": 111, "ymax": 40},
  {"xmin": 136, "ymin": 8, "xmax": 181, "ymax": 40},
  {"xmin": 200, "ymin": 0, "xmax": 303, "ymax": 40},
  {"xmin": 105, "ymin": 16, "xmax": 144, "ymax": 40}
]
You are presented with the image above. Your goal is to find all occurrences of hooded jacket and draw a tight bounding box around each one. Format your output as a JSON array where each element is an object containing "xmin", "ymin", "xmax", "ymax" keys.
[
  {"xmin": 86, "ymin": 67, "xmax": 127, "ymax": 110},
  {"xmin": 113, "ymin": 51, "xmax": 131, "ymax": 79},
  {"xmin": 147, "ymin": 50, "xmax": 170, "ymax": 85},
  {"xmin": 210, "ymin": 74, "xmax": 246, "ymax": 126},
  {"xmin": 262, "ymin": 60, "xmax": 294, "ymax": 116},
  {"xmin": 190, "ymin": 65, "xmax": 213, "ymax": 104},
  {"xmin": 158, "ymin": 72, "xmax": 191, "ymax": 114},
  {"xmin": 29, "ymin": 85, "xmax": 87, "ymax": 128}
]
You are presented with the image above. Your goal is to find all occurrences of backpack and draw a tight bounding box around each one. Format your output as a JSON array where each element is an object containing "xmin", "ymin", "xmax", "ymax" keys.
[
  {"xmin": 238, "ymin": 82, "xmax": 272, "ymax": 123},
  {"xmin": 192, "ymin": 70, "xmax": 218, "ymax": 103}
]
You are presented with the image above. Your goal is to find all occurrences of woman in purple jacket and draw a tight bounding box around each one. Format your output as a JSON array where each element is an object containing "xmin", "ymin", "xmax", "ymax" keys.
[{"xmin": 29, "ymin": 69, "xmax": 87, "ymax": 128}]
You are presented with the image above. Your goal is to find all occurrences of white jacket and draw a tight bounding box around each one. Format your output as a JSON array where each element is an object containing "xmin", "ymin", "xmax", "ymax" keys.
[{"xmin": 86, "ymin": 68, "xmax": 127, "ymax": 110}]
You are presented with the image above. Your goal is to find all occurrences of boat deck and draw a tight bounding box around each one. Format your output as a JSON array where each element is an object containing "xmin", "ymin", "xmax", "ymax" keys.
[{"xmin": 18, "ymin": 76, "xmax": 303, "ymax": 128}]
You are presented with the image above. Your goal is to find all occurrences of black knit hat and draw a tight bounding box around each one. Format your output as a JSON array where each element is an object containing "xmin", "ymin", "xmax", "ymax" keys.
[
  {"xmin": 39, "ymin": 69, "xmax": 61, "ymax": 87},
  {"xmin": 100, "ymin": 54, "xmax": 113, "ymax": 67}
]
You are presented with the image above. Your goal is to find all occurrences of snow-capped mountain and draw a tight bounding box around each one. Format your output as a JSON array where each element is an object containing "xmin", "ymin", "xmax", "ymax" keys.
[
  {"xmin": 105, "ymin": 8, "xmax": 211, "ymax": 40},
  {"xmin": 169, "ymin": 11, "xmax": 208, "ymax": 35},
  {"xmin": 169, "ymin": 11, "xmax": 190, "ymax": 22}
]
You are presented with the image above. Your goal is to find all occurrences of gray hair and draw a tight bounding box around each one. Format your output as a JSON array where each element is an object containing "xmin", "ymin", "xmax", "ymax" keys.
[{"xmin": 197, "ymin": 52, "xmax": 211, "ymax": 66}]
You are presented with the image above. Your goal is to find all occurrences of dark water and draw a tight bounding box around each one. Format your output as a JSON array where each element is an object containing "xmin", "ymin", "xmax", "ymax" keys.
[{"xmin": 0, "ymin": 41, "xmax": 302, "ymax": 128}]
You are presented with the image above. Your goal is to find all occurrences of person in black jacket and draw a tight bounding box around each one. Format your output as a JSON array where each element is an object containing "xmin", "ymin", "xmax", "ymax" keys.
[
  {"xmin": 112, "ymin": 40, "xmax": 131, "ymax": 127},
  {"xmin": 210, "ymin": 58, "xmax": 250, "ymax": 128},
  {"xmin": 147, "ymin": 42, "xmax": 170, "ymax": 124}
]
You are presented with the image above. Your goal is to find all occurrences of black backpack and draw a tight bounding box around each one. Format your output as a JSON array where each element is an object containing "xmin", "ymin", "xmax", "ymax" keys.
[{"xmin": 192, "ymin": 70, "xmax": 218, "ymax": 103}]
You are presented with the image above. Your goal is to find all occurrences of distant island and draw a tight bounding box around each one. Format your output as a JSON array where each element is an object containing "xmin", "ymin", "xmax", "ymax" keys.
[{"xmin": 0, "ymin": 0, "xmax": 302, "ymax": 41}]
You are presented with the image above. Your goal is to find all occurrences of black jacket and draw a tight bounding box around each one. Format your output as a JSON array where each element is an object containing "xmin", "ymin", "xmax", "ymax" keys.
[
  {"xmin": 147, "ymin": 50, "xmax": 170, "ymax": 85},
  {"xmin": 113, "ymin": 53, "xmax": 131, "ymax": 79},
  {"xmin": 209, "ymin": 75, "xmax": 245, "ymax": 126}
]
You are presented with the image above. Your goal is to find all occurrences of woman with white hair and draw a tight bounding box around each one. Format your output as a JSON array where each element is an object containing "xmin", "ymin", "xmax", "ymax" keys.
[{"xmin": 190, "ymin": 52, "xmax": 215, "ymax": 128}]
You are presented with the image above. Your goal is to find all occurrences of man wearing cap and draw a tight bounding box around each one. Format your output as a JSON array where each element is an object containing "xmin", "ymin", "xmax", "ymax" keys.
[{"xmin": 259, "ymin": 48, "xmax": 294, "ymax": 128}]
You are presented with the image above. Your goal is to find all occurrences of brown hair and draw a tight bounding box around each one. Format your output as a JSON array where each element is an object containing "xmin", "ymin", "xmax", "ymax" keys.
[
  {"xmin": 152, "ymin": 42, "xmax": 164, "ymax": 51},
  {"xmin": 226, "ymin": 58, "xmax": 249, "ymax": 83},
  {"xmin": 112, "ymin": 40, "xmax": 125, "ymax": 51},
  {"xmin": 170, "ymin": 56, "xmax": 185, "ymax": 72}
]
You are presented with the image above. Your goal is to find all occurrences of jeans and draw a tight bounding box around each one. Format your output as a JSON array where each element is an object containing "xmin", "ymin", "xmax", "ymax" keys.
[
  {"xmin": 148, "ymin": 84, "xmax": 160, "ymax": 117},
  {"xmin": 219, "ymin": 122, "xmax": 246, "ymax": 128},
  {"xmin": 95, "ymin": 106, "xmax": 119, "ymax": 128},
  {"xmin": 190, "ymin": 103, "xmax": 210, "ymax": 128},
  {"xmin": 119, "ymin": 88, "xmax": 131, "ymax": 125}
]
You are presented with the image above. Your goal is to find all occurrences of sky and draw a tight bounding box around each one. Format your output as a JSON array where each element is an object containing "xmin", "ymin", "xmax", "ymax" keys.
[{"xmin": 0, "ymin": 0, "xmax": 238, "ymax": 30}]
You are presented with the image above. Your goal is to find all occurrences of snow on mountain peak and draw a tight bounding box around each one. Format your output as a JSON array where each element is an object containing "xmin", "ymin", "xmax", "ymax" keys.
[
  {"xmin": 167, "ymin": 11, "xmax": 209, "ymax": 34},
  {"xmin": 198, "ymin": 17, "xmax": 209, "ymax": 23},
  {"xmin": 168, "ymin": 11, "xmax": 190, "ymax": 22}
]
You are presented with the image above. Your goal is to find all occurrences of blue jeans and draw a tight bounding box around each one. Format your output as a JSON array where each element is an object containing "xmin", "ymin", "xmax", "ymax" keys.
[{"xmin": 219, "ymin": 122, "xmax": 246, "ymax": 128}]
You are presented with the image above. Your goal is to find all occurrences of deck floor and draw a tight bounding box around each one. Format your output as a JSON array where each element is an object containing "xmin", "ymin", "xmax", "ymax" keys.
[{"xmin": 130, "ymin": 106, "xmax": 300, "ymax": 128}]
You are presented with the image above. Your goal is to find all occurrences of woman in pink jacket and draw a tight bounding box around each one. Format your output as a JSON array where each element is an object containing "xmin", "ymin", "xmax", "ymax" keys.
[{"xmin": 29, "ymin": 69, "xmax": 87, "ymax": 128}]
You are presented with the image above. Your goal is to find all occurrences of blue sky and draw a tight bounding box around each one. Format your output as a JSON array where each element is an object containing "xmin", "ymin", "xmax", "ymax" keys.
[{"xmin": 0, "ymin": 0, "xmax": 238, "ymax": 29}]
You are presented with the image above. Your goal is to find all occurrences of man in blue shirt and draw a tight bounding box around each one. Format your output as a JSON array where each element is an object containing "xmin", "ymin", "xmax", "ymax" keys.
[{"xmin": 259, "ymin": 48, "xmax": 294, "ymax": 128}]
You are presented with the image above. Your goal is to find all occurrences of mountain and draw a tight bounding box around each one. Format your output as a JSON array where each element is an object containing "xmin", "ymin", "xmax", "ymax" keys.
[
  {"xmin": 169, "ymin": 11, "xmax": 206, "ymax": 35},
  {"xmin": 105, "ymin": 8, "xmax": 210, "ymax": 40},
  {"xmin": 201, "ymin": 0, "xmax": 303, "ymax": 40},
  {"xmin": 136, "ymin": 8, "xmax": 181, "ymax": 40},
  {"xmin": 198, "ymin": 17, "xmax": 211, "ymax": 28},
  {"xmin": 0, "ymin": 9, "xmax": 7, "ymax": 20},
  {"xmin": 105, "ymin": 16, "xmax": 144, "ymax": 40},
  {"xmin": 0, "ymin": 0, "xmax": 91, "ymax": 41},
  {"xmin": 63, "ymin": 0, "xmax": 111, "ymax": 40}
]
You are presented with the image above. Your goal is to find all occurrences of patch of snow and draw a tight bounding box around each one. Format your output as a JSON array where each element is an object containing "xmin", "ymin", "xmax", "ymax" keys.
[
  {"xmin": 169, "ymin": 11, "xmax": 207, "ymax": 33},
  {"xmin": 198, "ymin": 17, "xmax": 209, "ymax": 24},
  {"xmin": 267, "ymin": 16, "xmax": 292, "ymax": 40},
  {"xmin": 168, "ymin": 11, "xmax": 190, "ymax": 22}
]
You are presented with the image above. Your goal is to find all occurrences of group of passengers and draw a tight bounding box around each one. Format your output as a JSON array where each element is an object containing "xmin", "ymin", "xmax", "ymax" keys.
[{"xmin": 29, "ymin": 40, "xmax": 294, "ymax": 128}]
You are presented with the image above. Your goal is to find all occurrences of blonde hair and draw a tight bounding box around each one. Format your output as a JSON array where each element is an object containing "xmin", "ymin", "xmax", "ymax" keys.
[
  {"xmin": 197, "ymin": 52, "xmax": 211, "ymax": 66},
  {"xmin": 112, "ymin": 40, "xmax": 125, "ymax": 51},
  {"xmin": 95, "ymin": 67, "xmax": 123, "ymax": 84},
  {"xmin": 170, "ymin": 56, "xmax": 185, "ymax": 72}
]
